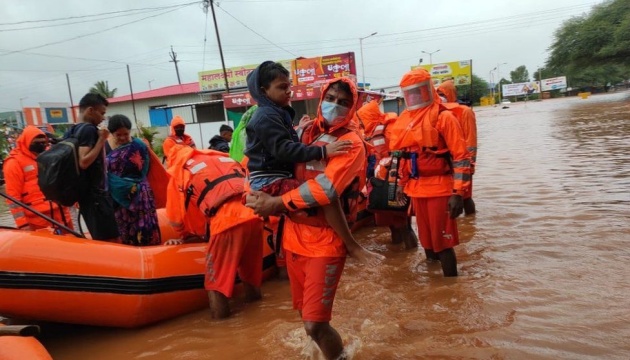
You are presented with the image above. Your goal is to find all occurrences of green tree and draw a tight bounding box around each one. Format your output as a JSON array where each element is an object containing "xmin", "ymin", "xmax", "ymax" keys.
[
  {"xmin": 510, "ymin": 65, "xmax": 529, "ymax": 83},
  {"xmin": 89, "ymin": 81, "xmax": 117, "ymax": 98},
  {"xmin": 547, "ymin": 0, "xmax": 630, "ymax": 88},
  {"xmin": 455, "ymin": 74, "xmax": 489, "ymax": 105}
]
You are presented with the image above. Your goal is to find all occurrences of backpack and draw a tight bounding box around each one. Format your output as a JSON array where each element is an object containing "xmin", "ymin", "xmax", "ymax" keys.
[{"xmin": 37, "ymin": 124, "xmax": 86, "ymax": 206}]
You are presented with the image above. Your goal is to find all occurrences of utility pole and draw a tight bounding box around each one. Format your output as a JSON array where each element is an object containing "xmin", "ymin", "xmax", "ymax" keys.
[
  {"xmin": 65, "ymin": 73, "xmax": 77, "ymax": 123},
  {"xmin": 169, "ymin": 46, "xmax": 182, "ymax": 85},
  {"xmin": 539, "ymin": 67, "xmax": 543, "ymax": 101},
  {"xmin": 203, "ymin": 0, "xmax": 230, "ymax": 93},
  {"xmin": 127, "ymin": 64, "xmax": 138, "ymax": 126}
]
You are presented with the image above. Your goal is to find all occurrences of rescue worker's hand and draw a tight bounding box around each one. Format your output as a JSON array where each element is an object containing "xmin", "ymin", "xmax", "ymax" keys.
[
  {"xmin": 396, "ymin": 187, "xmax": 408, "ymax": 207},
  {"xmin": 297, "ymin": 115, "xmax": 313, "ymax": 130},
  {"xmin": 164, "ymin": 239, "xmax": 183, "ymax": 245},
  {"xmin": 98, "ymin": 128, "xmax": 110, "ymax": 140},
  {"xmin": 325, "ymin": 140, "xmax": 352, "ymax": 158},
  {"xmin": 447, "ymin": 194, "xmax": 464, "ymax": 219},
  {"xmin": 245, "ymin": 190, "xmax": 286, "ymax": 217}
]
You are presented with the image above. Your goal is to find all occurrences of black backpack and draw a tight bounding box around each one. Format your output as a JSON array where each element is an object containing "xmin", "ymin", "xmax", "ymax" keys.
[{"xmin": 37, "ymin": 124, "xmax": 86, "ymax": 206}]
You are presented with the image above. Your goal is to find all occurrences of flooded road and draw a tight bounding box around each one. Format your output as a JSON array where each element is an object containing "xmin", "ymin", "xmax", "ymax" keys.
[{"xmin": 3, "ymin": 92, "xmax": 630, "ymax": 359}]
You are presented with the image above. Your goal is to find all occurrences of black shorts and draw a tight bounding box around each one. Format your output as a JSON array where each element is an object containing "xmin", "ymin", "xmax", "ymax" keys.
[{"xmin": 79, "ymin": 192, "xmax": 119, "ymax": 240}]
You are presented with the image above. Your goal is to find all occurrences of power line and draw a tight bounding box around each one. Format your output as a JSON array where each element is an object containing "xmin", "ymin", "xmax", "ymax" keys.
[
  {"xmin": 0, "ymin": 7, "xmax": 178, "ymax": 32},
  {"xmin": 215, "ymin": 3, "xmax": 297, "ymax": 57},
  {"xmin": 0, "ymin": 1, "xmax": 199, "ymax": 26},
  {"xmin": 0, "ymin": 5, "xmax": 194, "ymax": 57}
]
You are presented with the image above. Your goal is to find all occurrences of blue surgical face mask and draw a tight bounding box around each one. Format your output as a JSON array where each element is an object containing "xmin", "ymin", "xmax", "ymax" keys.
[{"xmin": 320, "ymin": 101, "xmax": 349, "ymax": 126}]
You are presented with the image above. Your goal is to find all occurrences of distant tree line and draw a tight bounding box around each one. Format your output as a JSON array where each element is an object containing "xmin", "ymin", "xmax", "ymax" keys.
[{"xmin": 545, "ymin": 0, "xmax": 630, "ymax": 90}]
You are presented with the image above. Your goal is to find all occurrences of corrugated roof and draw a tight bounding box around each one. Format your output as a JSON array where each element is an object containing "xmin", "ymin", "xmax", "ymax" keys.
[{"xmin": 108, "ymin": 82, "xmax": 200, "ymax": 103}]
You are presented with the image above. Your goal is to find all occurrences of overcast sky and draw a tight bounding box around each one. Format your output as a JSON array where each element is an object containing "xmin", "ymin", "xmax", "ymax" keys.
[{"xmin": 0, "ymin": 0, "xmax": 600, "ymax": 111}]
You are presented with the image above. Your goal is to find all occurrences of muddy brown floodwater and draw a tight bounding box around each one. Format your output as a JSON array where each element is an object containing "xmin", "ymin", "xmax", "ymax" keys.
[{"xmin": 2, "ymin": 92, "xmax": 630, "ymax": 359}]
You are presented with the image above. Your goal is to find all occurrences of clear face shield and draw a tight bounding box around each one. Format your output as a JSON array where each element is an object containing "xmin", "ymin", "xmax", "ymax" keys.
[{"xmin": 402, "ymin": 80, "xmax": 434, "ymax": 110}]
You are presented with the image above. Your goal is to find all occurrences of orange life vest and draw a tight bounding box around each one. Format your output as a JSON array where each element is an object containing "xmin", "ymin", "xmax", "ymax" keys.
[
  {"xmin": 366, "ymin": 123, "xmax": 388, "ymax": 160},
  {"xmin": 293, "ymin": 128, "xmax": 363, "ymax": 226},
  {"xmin": 183, "ymin": 154, "xmax": 246, "ymax": 218}
]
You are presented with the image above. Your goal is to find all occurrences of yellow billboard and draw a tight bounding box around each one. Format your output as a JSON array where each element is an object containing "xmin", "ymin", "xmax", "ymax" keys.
[
  {"xmin": 199, "ymin": 59, "xmax": 292, "ymax": 91},
  {"xmin": 411, "ymin": 59, "xmax": 472, "ymax": 86}
]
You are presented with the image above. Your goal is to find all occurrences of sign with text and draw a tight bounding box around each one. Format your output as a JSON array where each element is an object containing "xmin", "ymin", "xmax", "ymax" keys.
[
  {"xmin": 199, "ymin": 59, "xmax": 292, "ymax": 91},
  {"xmin": 502, "ymin": 81, "xmax": 541, "ymax": 97},
  {"xmin": 540, "ymin": 76, "xmax": 567, "ymax": 91},
  {"xmin": 412, "ymin": 60, "xmax": 472, "ymax": 86},
  {"xmin": 292, "ymin": 52, "xmax": 356, "ymax": 86}
]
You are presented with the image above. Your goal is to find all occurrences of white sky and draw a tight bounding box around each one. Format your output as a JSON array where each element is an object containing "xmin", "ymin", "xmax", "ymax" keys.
[{"xmin": 0, "ymin": 0, "xmax": 600, "ymax": 111}]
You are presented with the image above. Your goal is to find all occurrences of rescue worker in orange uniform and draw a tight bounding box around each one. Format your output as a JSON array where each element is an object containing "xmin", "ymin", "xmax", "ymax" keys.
[
  {"xmin": 437, "ymin": 79, "xmax": 478, "ymax": 215},
  {"xmin": 246, "ymin": 78, "xmax": 369, "ymax": 360},
  {"xmin": 2, "ymin": 126, "xmax": 72, "ymax": 231},
  {"xmin": 357, "ymin": 100, "xmax": 419, "ymax": 249},
  {"xmin": 165, "ymin": 144, "xmax": 262, "ymax": 319},
  {"xmin": 388, "ymin": 69, "xmax": 472, "ymax": 277},
  {"xmin": 162, "ymin": 116, "xmax": 196, "ymax": 167}
]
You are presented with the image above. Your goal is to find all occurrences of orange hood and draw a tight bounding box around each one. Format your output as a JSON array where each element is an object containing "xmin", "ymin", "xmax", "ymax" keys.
[
  {"xmin": 169, "ymin": 116, "xmax": 186, "ymax": 136},
  {"xmin": 307, "ymin": 77, "xmax": 359, "ymax": 142},
  {"xmin": 355, "ymin": 99, "xmax": 397, "ymax": 135},
  {"xmin": 389, "ymin": 68, "xmax": 441, "ymax": 150},
  {"xmin": 11, "ymin": 126, "xmax": 46, "ymax": 160},
  {"xmin": 437, "ymin": 79, "xmax": 457, "ymax": 103}
]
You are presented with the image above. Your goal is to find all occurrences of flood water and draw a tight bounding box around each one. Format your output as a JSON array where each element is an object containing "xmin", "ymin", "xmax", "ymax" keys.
[{"xmin": 2, "ymin": 92, "xmax": 630, "ymax": 359}]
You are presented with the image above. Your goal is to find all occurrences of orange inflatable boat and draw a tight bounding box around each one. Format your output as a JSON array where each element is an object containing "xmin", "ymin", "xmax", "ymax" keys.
[
  {"xmin": 0, "ymin": 210, "xmax": 276, "ymax": 328},
  {"xmin": 0, "ymin": 324, "xmax": 53, "ymax": 360}
]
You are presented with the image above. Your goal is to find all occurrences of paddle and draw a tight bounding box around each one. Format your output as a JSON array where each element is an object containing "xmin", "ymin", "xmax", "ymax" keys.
[
  {"xmin": 0, "ymin": 191, "xmax": 85, "ymax": 238},
  {"xmin": 0, "ymin": 325, "xmax": 40, "ymax": 337}
]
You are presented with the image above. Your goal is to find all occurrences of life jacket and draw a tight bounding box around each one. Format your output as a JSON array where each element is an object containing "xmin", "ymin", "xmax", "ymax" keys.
[
  {"xmin": 365, "ymin": 123, "xmax": 388, "ymax": 159},
  {"xmin": 392, "ymin": 103, "xmax": 455, "ymax": 178},
  {"xmin": 183, "ymin": 153, "xmax": 245, "ymax": 218},
  {"xmin": 293, "ymin": 127, "xmax": 363, "ymax": 226},
  {"xmin": 6, "ymin": 154, "xmax": 66, "ymax": 229}
]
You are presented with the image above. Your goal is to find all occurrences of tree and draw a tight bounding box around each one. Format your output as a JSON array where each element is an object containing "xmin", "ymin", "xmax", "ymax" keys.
[
  {"xmin": 510, "ymin": 65, "xmax": 529, "ymax": 83},
  {"xmin": 89, "ymin": 81, "xmax": 117, "ymax": 98},
  {"xmin": 455, "ymin": 74, "xmax": 489, "ymax": 105},
  {"xmin": 546, "ymin": 0, "xmax": 630, "ymax": 88}
]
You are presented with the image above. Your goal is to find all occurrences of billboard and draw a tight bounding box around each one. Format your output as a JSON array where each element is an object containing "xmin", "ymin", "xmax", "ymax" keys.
[
  {"xmin": 292, "ymin": 52, "xmax": 356, "ymax": 86},
  {"xmin": 502, "ymin": 82, "xmax": 541, "ymax": 97},
  {"xmin": 540, "ymin": 76, "xmax": 567, "ymax": 91},
  {"xmin": 199, "ymin": 59, "xmax": 292, "ymax": 91},
  {"xmin": 412, "ymin": 60, "xmax": 472, "ymax": 86}
]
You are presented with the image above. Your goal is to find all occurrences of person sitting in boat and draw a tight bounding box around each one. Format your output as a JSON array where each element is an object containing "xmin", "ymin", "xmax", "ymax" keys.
[
  {"xmin": 2, "ymin": 126, "xmax": 73, "ymax": 231},
  {"xmin": 105, "ymin": 115, "xmax": 161, "ymax": 246},
  {"xmin": 164, "ymin": 144, "xmax": 262, "ymax": 319},
  {"xmin": 162, "ymin": 116, "xmax": 196, "ymax": 167}
]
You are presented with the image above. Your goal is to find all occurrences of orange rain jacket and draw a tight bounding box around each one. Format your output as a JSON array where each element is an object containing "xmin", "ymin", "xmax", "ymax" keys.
[
  {"xmin": 280, "ymin": 78, "xmax": 366, "ymax": 258},
  {"xmin": 162, "ymin": 116, "xmax": 196, "ymax": 167},
  {"xmin": 437, "ymin": 80, "xmax": 478, "ymax": 166},
  {"xmin": 165, "ymin": 144, "xmax": 252, "ymax": 239},
  {"xmin": 3, "ymin": 126, "xmax": 72, "ymax": 229},
  {"xmin": 388, "ymin": 69, "xmax": 471, "ymax": 198},
  {"xmin": 355, "ymin": 99, "xmax": 397, "ymax": 160}
]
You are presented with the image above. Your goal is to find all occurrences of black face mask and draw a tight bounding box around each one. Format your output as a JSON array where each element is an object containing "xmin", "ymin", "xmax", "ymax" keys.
[
  {"xmin": 29, "ymin": 142, "xmax": 47, "ymax": 154},
  {"xmin": 174, "ymin": 129, "xmax": 185, "ymax": 137}
]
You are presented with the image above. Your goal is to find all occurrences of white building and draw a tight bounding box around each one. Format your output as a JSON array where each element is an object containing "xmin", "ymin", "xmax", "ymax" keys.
[{"xmin": 107, "ymin": 82, "xmax": 238, "ymax": 149}]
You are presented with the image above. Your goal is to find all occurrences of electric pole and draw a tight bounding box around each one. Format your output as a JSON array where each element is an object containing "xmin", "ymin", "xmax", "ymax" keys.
[
  {"xmin": 203, "ymin": 0, "xmax": 230, "ymax": 93},
  {"xmin": 169, "ymin": 45, "xmax": 182, "ymax": 85}
]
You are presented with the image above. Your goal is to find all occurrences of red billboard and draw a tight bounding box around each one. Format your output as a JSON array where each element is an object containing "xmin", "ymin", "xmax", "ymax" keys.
[
  {"xmin": 223, "ymin": 92, "xmax": 256, "ymax": 109},
  {"xmin": 292, "ymin": 52, "xmax": 356, "ymax": 86}
]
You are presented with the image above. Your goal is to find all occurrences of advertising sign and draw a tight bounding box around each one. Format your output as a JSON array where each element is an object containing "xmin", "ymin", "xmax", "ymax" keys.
[
  {"xmin": 540, "ymin": 76, "xmax": 567, "ymax": 91},
  {"xmin": 412, "ymin": 60, "xmax": 472, "ymax": 86},
  {"xmin": 502, "ymin": 81, "xmax": 541, "ymax": 97},
  {"xmin": 223, "ymin": 92, "xmax": 257, "ymax": 109},
  {"xmin": 292, "ymin": 52, "xmax": 356, "ymax": 86},
  {"xmin": 199, "ymin": 59, "xmax": 292, "ymax": 91}
]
